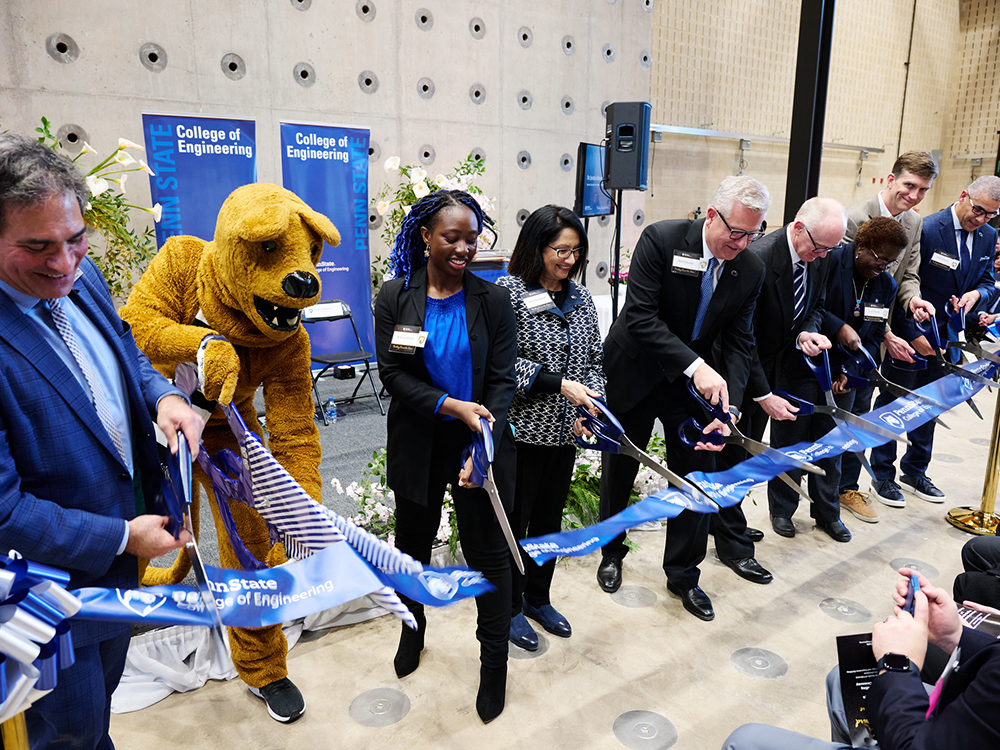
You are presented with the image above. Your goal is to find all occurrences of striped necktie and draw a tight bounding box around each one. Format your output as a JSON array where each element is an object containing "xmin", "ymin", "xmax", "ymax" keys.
[
  {"xmin": 792, "ymin": 260, "xmax": 806, "ymax": 325},
  {"xmin": 48, "ymin": 297, "xmax": 128, "ymax": 464},
  {"xmin": 691, "ymin": 257, "xmax": 718, "ymax": 341}
]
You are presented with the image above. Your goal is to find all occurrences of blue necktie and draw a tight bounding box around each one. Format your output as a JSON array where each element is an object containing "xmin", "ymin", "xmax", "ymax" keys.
[
  {"xmin": 792, "ymin": 260, "xmax": 806, "ymax": 325},
  {"xmin": 959, "ymin": 229, "xmax": 970, "ymax": 268},
  {"xmin": 691, "ymin": 257, "xmax": 718, "ymax": 341}
]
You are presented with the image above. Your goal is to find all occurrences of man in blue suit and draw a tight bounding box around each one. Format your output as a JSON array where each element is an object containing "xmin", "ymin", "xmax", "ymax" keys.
[
  {"xmin": 0, "ymin": 134, "xmax": 204, "ymax": 749},
  {"xmin": 871, "ymin": 175, "xmax": 1000, "ymax": 508}
]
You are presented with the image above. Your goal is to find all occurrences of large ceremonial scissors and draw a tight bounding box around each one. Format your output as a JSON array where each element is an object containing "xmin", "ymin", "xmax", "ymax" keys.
[
  {"xmin": 912, "ymin": 313, "xmax": 994, "ymax": 418},
  {"xmin": 836, "ymin": 344, "xmax": 949, "ymax": 429},
  {"xmin": 945, "ymin": 305, "xmax": 1000, "ymax": 368},
  {"xmin": 574, "ymin": 398, "xmax": 720, "ymax": 509},
  {"xmin": 464, "ymin": 418, "xmax": 525, "ymax": 575},
  {"xmin": 678, "ymin": 379, "xmax": 824, "ymax": 506},
  {"xmin": 775, "ymin": 350, "xmax": 910, "ymax": 445}
]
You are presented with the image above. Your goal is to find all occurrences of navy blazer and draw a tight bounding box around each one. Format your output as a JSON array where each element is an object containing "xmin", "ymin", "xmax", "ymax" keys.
[
  {"xmin": 374, "ymin": 266, "xmax": 517, "ymax": 507},
  {"xmin": 0, "ymin": 259, "xmax": 181, "ymax": 645},
  {"xmin": 894, "ymin": 206, "xmax": 998, "ymax": 343}
]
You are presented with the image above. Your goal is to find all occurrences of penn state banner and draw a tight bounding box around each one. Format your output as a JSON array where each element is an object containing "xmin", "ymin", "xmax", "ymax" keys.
[
  {"xmin": 279, "ymin": 121, "xmax": 376, "ymax": 359},
  {"xmin": 141, "ymin": 113, "xmax": 257, "ymax": 246}
]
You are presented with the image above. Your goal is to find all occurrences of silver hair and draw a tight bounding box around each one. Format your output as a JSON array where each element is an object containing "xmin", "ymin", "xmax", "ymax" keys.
[
  {"xmin": 967, "ymin": 175, "xmax": 1000, "ymax": 203},
  {"xmin": 0, "ymin": 133, "xmax": 87, "ymax": 234},
  {"xmin": 794, "ymin": 197, "xmax": 847, "ymax": 232},
  {"xmin": 709, "ymin": 175, "xmax": 772, "ymax": 216}
]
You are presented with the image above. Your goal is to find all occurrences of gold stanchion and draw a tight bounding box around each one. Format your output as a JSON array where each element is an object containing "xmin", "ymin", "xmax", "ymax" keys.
[
  {"xmin": 947, "ymin": 387, "xmax": 1000, "ymax": 535},
  {"xmin": 1, "ymin": 713, "xmax": 31, "ymax": 750}
]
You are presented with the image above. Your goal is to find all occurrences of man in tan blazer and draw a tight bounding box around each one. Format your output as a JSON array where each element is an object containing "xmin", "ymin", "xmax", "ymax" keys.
[{"xmin": 839, "ymin": 151, "xmax": 938, "ymax": 522}]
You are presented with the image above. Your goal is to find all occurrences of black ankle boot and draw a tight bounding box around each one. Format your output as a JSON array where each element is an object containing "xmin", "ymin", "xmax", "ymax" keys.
[
  {"xmin": 393, "ymin": 610, "xmax": 426, "ymax": 677},
  {"xmin": 476, "ymin": 662, "xmax": 507, "ymax": 724}
]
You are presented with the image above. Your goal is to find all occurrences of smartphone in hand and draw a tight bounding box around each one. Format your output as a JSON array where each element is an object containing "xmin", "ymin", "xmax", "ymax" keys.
[{"xmin": 903, "ymin": 573, "xmax": 920, "ymax": 615}]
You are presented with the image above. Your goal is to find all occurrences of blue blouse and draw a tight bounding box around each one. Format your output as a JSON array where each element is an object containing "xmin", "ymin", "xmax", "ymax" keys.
[{"xmin": 424, "ymin": 290, "xmax": 473, "ymax": 414}]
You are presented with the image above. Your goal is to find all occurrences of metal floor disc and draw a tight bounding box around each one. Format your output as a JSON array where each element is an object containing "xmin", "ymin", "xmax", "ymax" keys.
[
  {"xmin": 612, "ymin": 710, "xmax": 678, "ymax": 750},
  {"xmin": 970, "ymin": 437, "xmax": 990, "ymax": 446},
  {"xmin": 819, "ymin": 598, "xmax": 872, "ymax": 623},
  {"xmin": 888, "ymin": 558, "xmax": 939, "ymax": 579},
  {"xmin": 349, "ymin": 688, "xmax": 410, "ymax": 727},
  {"xmin": 509, "ymin": 631, "xmax": 550, "ymax": 659},
  {"xmin": 611, "ymin": 585, "xmax": 657, "ymax": 608},
  {"xmin": 935, "ymin": 453, "xmax": 963, "ymax": 463},
  {"xmin": 730, "ymin": 648, "xmax": 788, "ymax": 679}
]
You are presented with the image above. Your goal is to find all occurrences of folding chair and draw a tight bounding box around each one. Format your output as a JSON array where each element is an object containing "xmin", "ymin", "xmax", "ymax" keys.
[{"xmin": 302, "ymin": 300, "xmax": 385, "ymax": 425}]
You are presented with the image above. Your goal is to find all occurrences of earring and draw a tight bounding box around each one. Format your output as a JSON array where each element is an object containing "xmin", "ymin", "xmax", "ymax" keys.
[{"xmin": 424, "ymin": 244, "xmax": 431, "ymax": 258}]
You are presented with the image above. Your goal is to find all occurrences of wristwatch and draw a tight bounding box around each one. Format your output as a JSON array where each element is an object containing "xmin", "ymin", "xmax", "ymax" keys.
[{"xmin": 876, "ymin": 653, "xmax": 917, "ymax": 673}]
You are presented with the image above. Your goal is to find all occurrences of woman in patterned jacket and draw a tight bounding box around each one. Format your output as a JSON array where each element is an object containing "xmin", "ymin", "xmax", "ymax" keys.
[{"xmin": 496, "ymin": 205, "xmax": 605, "ymax": 651}]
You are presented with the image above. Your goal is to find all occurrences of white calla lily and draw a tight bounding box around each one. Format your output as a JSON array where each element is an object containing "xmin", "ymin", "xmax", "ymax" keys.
[
  {"xmin": 114, "ymin": 150, "xmax": 137, "ymax": 166},
  {"xmin": 384, "ymin": 156, "xmax": 401, "ymax": 173},
  {"xmin": 79, "ymin": 141, "xmax": 98, "ymax": 157},
  {"xmin": 412, "ymin": 181, "xmax": 430, "ymax": 200},
  {"xmin": 115, "ymin": 173, "xmax": 128, "ymax": 194},
  {"xmin": 141, "ymin": 203, "xmax": 163, "ymax": 222},
  {"xmin": 85, "ymin": 175, "xmax": 110, "ymax": 197},
  {"xmin": 138, "ymin": 159, "xmax": 155, "ymax": 176},
  {"xmin": 118, "ymin": 138, "xmax": 145, "ymax": 152},
  {"xmin": 402, "ymin": 205, "xmax": 412, "ymax": 215},
  {"xmin": 376, "ymin": 200, "xmax": 390, "ymax": 216},
  {"xmin": 409, "ymin": 167, "xmax": 427, "ymax": 184},
  {"xmin": 434, "ymin": 174, "xmax": 447, "ymax": 187}
]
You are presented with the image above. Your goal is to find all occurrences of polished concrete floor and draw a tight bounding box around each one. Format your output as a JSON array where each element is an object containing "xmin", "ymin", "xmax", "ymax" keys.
[{"xmin": 111, "ymin": 390, "xmax": 996, "ymax": 750}]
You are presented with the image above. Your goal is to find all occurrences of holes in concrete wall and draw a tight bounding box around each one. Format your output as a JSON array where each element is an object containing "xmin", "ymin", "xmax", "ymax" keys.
[
  {"xmin": 415, "ymin": 8, "xmax": 433, "ymax": 30},
  {"xmin": 470, "ymin": 147, "xmax": 486, "ymax": 164},
  {"xmin": 633, "ymin": 209, "xmax": 645, "ymax": 226},
  {"xmin": 597, "ymin": 214, "xmax": 611, "ymax": 227},
  {"xmin": 469, "ymin": 17, "xmax": 486, "ymax": 39},
  {"xmin": 561, "ymin": 96, "xmax": 575, "ymax": 115},
  {"xmin": 516, "ymin": 151, "xmax": 531, "ymax": 170},
  {"xmin": 469, "ymin": 84, "xmax": 486, "ymax": 105},
  {"xmin": 356, "ymin": 1, "xmax": 376, "ymax": 21},
  {"xmin": 56, "ymin": 124, "xmax": 88, "ymax": 155},
  {"xmin": 139, "ymin": 43, "xmax": 167, "ymax": 72},
  {"xmin": 418, "ymin": 145, "xmax": 436, "ymax": 165},
  {"xmin": 601, "ymin": 100, "xmax": 611, "ymax": 118},
  {"xmin": 369, "ymin": 210, "xmax": 383, "ymax": 231},
  {"xmin": 369, "ymin": 142, "xmax": 381, "ymax": 163},
  {"xmin": 417, "ymin": 77, "xmax": 435, "ymax": 99},
  {"xmin": 294, "ymin": 62, "xmax": 316, "ymax": 87},
  {"xmin": 516, "ymin": 209, "xmax": 530, "ymax": 227},
  {"xmin": 518, "ymin": 27, "xmax": 533, "ymax": 48},
  {"xmin": 45, "ymin": 33, "xmax": 79, "ymax": 64},
  {"xmin": 644, "ymin": 0, "xmax": 654, "ymax": 11},
  {"xmin": 517, "ymin": 91, "xmax": 532, "ymax": 110},
  {"xmin": 602, "ymin": 44, "xmax": 616, "ymax": 63},
  {"xmin": 358, "ymin": 70, "xmax": 379, "ymax": 94},
  {"xmin": 640, "ymin": 50, "xmax": 651, "ymax": 69},
  {"xmin": 560, "ymin": 153, "xmax": 574, "ymax": 172},
  {"xmin": 290, "ymin": 0, "xmax": 311, "ymax": 10},
  {"xmin": 562, "ymin": 36, "xmax": 575, "ymax": 55},
  {"xmin": 221, "ymin": 53, "xmax": 246, "ymax": 80}
]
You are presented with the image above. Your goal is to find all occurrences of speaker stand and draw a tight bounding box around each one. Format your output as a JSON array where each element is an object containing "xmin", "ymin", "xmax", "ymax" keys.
[{"xmin": 611, "ymin": 190, "xmax": 623, "ymax": 322}]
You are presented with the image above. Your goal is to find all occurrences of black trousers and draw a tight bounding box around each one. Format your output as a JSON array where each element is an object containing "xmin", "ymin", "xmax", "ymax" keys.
[
  {"xmin": 393, "ymin": 420, "xmax": 512, "ymax": 669},
  {"xmin": 599, "ymin": 380, "xmax": 715, "ymax": 589},
  {"xmin": 510, "ymin": 442, "xmax": 577, "ymax": 617}
]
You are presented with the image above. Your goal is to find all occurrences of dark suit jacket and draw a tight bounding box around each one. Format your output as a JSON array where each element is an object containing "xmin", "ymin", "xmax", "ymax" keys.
[
  {"xmin": 604, "ymin": 218, "xmax": 765, "ymax": 413},
  {"xmin": 0, "ymin": 259, "xmax": 180, "ymax": 645},
  {"xmin": 374, "ymin": 266, "xmax": 517, "ymax": 507},
  {"xmin": 741, "ymin": 225, "xmax": 829, "ymax": 401},
  {"xmin": 894, "ymin": 206, "xmax": 998, "ymax": 343},
  {"xmin": 869, "ymin": 628, "xmax": 1000, "ymax": 748}
]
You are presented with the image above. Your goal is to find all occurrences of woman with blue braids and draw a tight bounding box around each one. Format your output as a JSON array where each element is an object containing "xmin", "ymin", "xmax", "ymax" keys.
[{"xmin": 374, "ymin": 189, "xmax": 518, "ymax": 723}]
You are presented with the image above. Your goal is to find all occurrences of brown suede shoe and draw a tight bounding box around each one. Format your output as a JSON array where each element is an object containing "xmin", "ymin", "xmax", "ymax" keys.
[{"xmin": 840, "ymin": 490, "xmax": 879, "ymax": 523}]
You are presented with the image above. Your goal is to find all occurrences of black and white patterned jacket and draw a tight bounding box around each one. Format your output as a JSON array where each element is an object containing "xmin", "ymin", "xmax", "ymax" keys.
[{"xmin": 496, "ymin": 275, "xmax": 605, "ymax": 446}]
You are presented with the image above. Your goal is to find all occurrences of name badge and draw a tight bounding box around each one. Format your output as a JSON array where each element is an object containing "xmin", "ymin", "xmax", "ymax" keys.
[
  {"xmin": 930, "ymin": 252, "xmax": 960, "ymax": 270},
  {"xmin": 672, "ymin": 250, "xmax": 708, "ymax": 277},
  {"xmin": 389, "ymin": 325, "xmax": 428, "ymax": 354},
  {"xmin": 864, "ymin": 304, "xmax": 888, "ymax": 322},
  {"xmin": 523, "ymin": 290, "xmax": 557, "ymax": 314}
]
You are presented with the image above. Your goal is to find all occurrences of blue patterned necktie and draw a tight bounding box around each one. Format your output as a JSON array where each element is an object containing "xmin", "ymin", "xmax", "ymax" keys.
[
  {"xmin": 959, "ymin": 229, "xmax": 970, "ymax": 268},
  {"xmin": 691, "ymin": 257, "xmax": 718, "ymax": 341},
  {"xmin": 48, "ymin": 297, "xmax": 127, "ymax": 463},
  {"xmin": 792, "ymin": 260, "xmax": 806, "ymax": 325}
]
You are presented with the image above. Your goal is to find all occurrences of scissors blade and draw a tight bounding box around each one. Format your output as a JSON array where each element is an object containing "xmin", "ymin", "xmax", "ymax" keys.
[
  {"xmin": 774, "ymin": 471, "xmax": 815, "ymax": 504},
  {"xmin": 817, "ymin": 406, "xmax": 910, "ymax": 445},
  {"xmin": 733, "ymin": 431, "xmax": 827, "ymax": 476},
  {"xmin": 965, "ymin": 396, "xmax": 984, "ymax": 420},
  {"xmin": 937, "ymin": 359, "xmax": 998, "ymax": 389},
  {"xmin": 484, "ymin": 467, "xmax": 525, "ymax": 575},
  {"xmin": 954, "ymin": 341, "xmax": 1000, "ymax": 366},
  {"xmin": 182, "ymin": 516, "xmax": 229, "ymax": 654},
  {"xmin": 619, "ymin": 437, "xmax": 720, "ymax": 510},
  {"xmin": 868, "ymin": 375, "xmax": 950, "ymax": 429}
]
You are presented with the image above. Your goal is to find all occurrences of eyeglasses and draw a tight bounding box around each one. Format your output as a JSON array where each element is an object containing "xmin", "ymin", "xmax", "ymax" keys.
[
  {"xmin": 969, "ymin": 199, "xmax": 1000, "ymax": 220},
  {"xmin": 547, "ymin": 245, "xmax": 583, "ymax": 259},
  {"xmin": 804, "ymin": 226, "xmax": 842, "ymax": 256},
  {"xmin": 866, "ymin": 245, "xmax": 899, "ymax": 269},
  {"xmin": 716, "ymin": 211, "xmax": 766, "ymax": 243}
]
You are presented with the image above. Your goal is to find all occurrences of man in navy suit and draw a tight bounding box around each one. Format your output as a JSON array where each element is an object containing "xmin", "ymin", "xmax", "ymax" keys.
[
  {"xmin": 0, "ymin": 134, "xmax": 204, "ymax": 749},
  {"xmin": 870, "ymin": 176, "xmax": 1000, "ymax": 509}
]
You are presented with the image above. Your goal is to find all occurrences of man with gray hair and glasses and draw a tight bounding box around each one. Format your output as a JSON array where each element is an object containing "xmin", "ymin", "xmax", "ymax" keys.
[{"xmin": 596, "ymin": 175, "xmax": 767, "ymax": 622}]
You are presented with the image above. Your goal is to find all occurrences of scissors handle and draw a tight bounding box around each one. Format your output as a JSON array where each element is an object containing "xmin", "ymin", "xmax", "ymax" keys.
[
  {"xmin": 890, "ymin": 352, "xmax": 929, "ymax": 371},
  {"xmin": 463, "ymin": 417, "xmax": 494, "ymax": 487},
  {"xmin": 947, "ymin": 303, "xmax": 966, "ymax": 334},
  {"xmin": 772, "ymin": 390, "xmax": 817, "ymax": 416},
  {"xmin": 838, "ymin": 342, "xmax": 877, "ymax": 373},
  {"xmin": 842, "ymin": 370, "xmax": 870, "ymax": 390},
  {"xmin": 685, "ymin": 378, "xmax": 731, "ymax": 423},
  {"xmin": 574, "ymin": 398, "xmax": 626, "ymax": 452},
  {"xmin": 677, "ymin": 418, "xmax": 726, "ymax": 447},
  {"xmin": 916, "ymin": 314, "xmax": 944, "ymax": 351},
  {"xmin": 802, "ymin": 350, "xmax": 833, "ymax": 391}
]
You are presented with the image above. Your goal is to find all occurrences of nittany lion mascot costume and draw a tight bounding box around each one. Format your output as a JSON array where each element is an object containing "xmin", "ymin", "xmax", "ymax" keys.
[{"xmin": 121, "ymin": 183, "xmax": 338, "ymax": 723}]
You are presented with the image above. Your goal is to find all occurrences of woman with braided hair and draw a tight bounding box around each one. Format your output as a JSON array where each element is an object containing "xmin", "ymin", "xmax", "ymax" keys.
[{"xmin": 374, "ymin": 189, "xmax": 517, "ymax": 723}]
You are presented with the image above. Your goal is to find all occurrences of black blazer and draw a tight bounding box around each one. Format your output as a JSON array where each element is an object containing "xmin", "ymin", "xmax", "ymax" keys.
[
  {"xmin": 374, "ymin": 266, "xmax": 517, "ymax": 507},
  {"xmin": 741, "ymin": 225, "xmax": 830, "ymax": 401},
  {"xmin": 604, "ymin": 218, "xmax": 765, "ymax": 413}
]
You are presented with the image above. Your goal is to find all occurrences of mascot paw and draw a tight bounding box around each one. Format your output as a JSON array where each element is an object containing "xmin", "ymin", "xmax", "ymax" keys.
[
  {"xmin": 266, "ymin": 542, "xmax": 289, "ymax": 568},
  {"xmin": 202, "ymin": 338, "xmax": 240, "ymax": 404}
]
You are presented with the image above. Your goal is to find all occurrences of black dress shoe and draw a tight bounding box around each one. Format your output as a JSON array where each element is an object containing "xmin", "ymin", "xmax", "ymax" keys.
[
  {"xmin": 770, "ymin": 516, "xmax": 795, "ymax": 538},
  {"xmin": 745, "ymin": 527, "xmax": 764, "ymax": 543},
  {"xmin": 816, "ymin": 519, "xmax": 852, "ymax": 543},
  {"xmin": 666, "ymin": 582, "xmax": 714, "ymax": 621},
  {"xmin": 597, "ymin": 557, "xmax": 622, "ymax": 593},
  {"xmin": 719, "ymin": 556, "xmax": 773, "ymax": 584}
]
